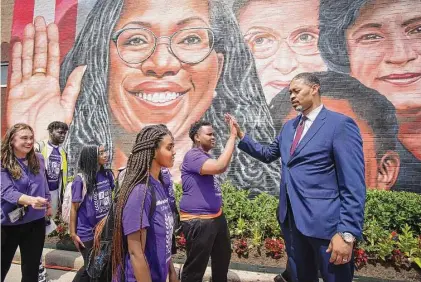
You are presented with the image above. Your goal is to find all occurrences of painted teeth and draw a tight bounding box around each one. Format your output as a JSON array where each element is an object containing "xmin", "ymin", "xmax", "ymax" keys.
[{"xmin": 134, "ymin": 92, "xmax": 181, "ymax": 103}]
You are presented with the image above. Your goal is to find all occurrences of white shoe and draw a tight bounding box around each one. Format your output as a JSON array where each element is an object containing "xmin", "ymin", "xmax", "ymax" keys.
[{"xmin": 38, "ymin": 266, "xmax": 48, "ymax": 282}]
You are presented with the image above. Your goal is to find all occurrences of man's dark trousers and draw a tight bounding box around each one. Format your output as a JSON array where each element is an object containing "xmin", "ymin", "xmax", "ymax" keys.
[{"xmin": 282, "ymin": 199, "xmax": 354, "ymax": 282}]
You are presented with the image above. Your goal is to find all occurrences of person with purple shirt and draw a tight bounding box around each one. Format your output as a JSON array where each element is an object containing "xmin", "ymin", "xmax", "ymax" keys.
[
  {"xmin": 180, "ymin": 118, "xmax": 238, "ymax": 282},
  {"xmin": 69, "ymin": 143, "xmax": 114, "ymax": 282},
  {"xmin": 106, "ymin": 124, "xmax": 178, "ymax": 282},
  {"xmin": 1, "ymin": 123, "xmax": 52, "ymax": 282},
  {"xmin": 35, "ymin": 121, "xmax": 69, "ymax": 282},
  {"xmin": 35, "ymin": 121, "xmax": 69, "ymax": 217}
]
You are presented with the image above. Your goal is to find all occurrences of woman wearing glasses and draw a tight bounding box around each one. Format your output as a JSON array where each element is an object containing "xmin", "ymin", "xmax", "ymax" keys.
[
  {"xmin": 233, "ymin": 0, "xmax": 327, "ymax": 104},
  {"xmin": 6, "ymin": 0, "xmax": 279, "ymax": 195}
]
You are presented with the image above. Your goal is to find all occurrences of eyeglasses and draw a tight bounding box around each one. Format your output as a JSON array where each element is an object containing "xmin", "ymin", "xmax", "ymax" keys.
[
  {"xmin": 243, "ymin": 28, "xmax": 320, "ymax": 59},
  {"xmin": 111, "ymin": 27, "xmax": 215, "ymax": 65}
]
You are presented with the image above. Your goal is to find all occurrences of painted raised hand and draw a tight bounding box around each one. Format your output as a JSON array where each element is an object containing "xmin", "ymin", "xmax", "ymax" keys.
[{"xmin": 6, "ymin": 16, "xmax": 86, "ymax": 140}]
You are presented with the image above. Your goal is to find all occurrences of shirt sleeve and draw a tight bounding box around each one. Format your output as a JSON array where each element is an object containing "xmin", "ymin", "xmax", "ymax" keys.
[
  {"xmin": 106, "ymin": 170, "xmax": 115, "ymax": 190},
  {"xmin": 122, "ymin": 184, "xmax": 152, "ymax": 236},
  {"xmin": 1, "ymin": 168, "xmax": 24, "ymax": 205},
  {"xmin": 71, "ymin": 176, "xmax": 83, "ymax": 203},
  {"xmin": 183, "ymin": 150, "xmax": 210, "ymax": 174}
]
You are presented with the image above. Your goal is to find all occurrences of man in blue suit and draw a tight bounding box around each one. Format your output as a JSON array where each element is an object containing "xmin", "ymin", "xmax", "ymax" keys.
[{"xmin": 227, "ymin": 72, "xmax": 366, "ymax": 282}]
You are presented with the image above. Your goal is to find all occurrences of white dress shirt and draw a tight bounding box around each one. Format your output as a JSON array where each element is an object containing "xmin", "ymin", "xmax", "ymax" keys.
[{"xmin": 295, "ymin": 104, "xmax": 324, "ymax": 143}]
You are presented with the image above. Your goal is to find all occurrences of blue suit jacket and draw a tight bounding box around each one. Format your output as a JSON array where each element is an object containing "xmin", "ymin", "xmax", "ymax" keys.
[{"xmin": 238, "ymin": 107, "xmax": 366, "ymax": 240}]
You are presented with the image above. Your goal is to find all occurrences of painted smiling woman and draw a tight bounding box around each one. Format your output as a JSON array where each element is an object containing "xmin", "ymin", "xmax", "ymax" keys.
[{"xmin": 6, "ymin": 0, "xmax": 280, "ymax": 193}]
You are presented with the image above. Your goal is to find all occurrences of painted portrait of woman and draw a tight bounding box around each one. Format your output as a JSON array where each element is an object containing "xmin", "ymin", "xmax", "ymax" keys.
[
  {"xmin": 319, "ymin": 0, "xmax": 421, "ymax": 161},
  {"xmin": 6, "ymin": 0, "xmax": 280, "ymax": 193},
  {"xmin": 232, "ymin": 0, "xmax": 327, "ymax": 104}
]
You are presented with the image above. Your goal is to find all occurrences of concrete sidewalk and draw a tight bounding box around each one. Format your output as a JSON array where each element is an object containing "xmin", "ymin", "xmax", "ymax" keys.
[
  {"xmin": 5, "ymin": 263, "xmax": 76, "ymax": 282},
  {"xmin": 13, "ymin": 247, "xmax": 277, "ymax": 282},
  {"xmin": 12, "ymin": 248, "xmax": 405, "ymax": 282}
]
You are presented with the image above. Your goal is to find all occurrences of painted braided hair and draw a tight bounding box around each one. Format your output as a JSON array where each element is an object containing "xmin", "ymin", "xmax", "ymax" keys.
[
  {"xmin": 110, "ymin": 124, "xmax": 172, "ymax": 279},
  {"xmin": 60, "ymin": 0, "xmax": 279, "ymax": 195}
]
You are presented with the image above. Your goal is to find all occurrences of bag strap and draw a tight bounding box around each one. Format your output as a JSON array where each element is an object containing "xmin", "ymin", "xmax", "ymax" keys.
[
  {"xmin": 148, "ymin": 184, "xmax": 156, "ymax": 221},
  {"xmin": 114, "ymin": 167, "xmax": 126, "ymax": 202},
  {"xmin": 78, "ymin": 173, "xmax": 88, "ymax": 205}
]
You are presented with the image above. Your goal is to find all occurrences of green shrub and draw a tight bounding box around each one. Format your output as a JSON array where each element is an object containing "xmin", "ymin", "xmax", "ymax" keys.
[
  {"xmin": 175, "ymin": 181, "xmax": 421, "ymax": 269},
  {"xmin": 364, "ymin": 190, "xmax": 421, "ymax": 234},
  {"xmin": 249, "ymin": 192, "xmax": 280, "ymax": 238},
  {"xmin": 174, "ymin": 183, "xmax": 182, "ymax": 208},
  {"xmin": 221, "ymin": 182, "xmax": 252, "ymax": 232}
]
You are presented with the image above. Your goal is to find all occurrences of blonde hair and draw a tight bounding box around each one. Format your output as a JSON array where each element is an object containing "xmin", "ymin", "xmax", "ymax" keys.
[{"xmin": 1, "ymin": 123, "xmax": 40, "ymax": 179}]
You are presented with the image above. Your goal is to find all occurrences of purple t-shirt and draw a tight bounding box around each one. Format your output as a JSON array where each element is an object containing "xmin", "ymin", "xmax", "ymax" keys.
[
  {"xmin": 1, "ymin": 153, "xmax": 51, "ymax": 225},
  {"xmin": 120, "ymin": 175, "xmax": 174, "ymax": 282},
  {"xmin": 46, "ymin": 144, "xmax": 61, "ymax": 191},
  {"xmin": 180, "ymin": 148, "xmax": 222, "ymax": 214},
  {"xmin": 72, "ymin": 170, "xmax": 114, "ymax": 242}
]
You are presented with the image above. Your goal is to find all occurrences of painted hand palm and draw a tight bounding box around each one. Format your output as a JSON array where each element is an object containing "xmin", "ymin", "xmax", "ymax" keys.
[{"xmin": 7, "ymin": 16, "xmax": 85, "ymax": 140}]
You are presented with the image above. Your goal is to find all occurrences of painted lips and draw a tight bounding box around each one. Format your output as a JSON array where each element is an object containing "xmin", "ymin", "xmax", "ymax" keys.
[
  {"xmin": 127, "ymin": 81, "xmax": 189, "ymax": 105},
  {"xmin": 131, "ymin": 91, "xmax": 186, "ymax": 103},
  {"xmin": 378, "ymin": 73, "xmax": 421, "ymax": 85},
  {"xmin": 268, "ymin": 81, "xmax": 290, "ymax": 89}
]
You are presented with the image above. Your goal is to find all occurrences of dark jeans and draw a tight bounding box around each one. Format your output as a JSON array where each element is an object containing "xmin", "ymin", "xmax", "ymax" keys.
[
  {"xmin": 1, "ymin": 218, "xmax": 46, "ymax": 282},
  {"xmin": 72, "ymin": 239, "xmax": 94, "ymax": 282},
  {"xmin": 181, "ymin": 213, "xmax": 231, "ymax": 282}
]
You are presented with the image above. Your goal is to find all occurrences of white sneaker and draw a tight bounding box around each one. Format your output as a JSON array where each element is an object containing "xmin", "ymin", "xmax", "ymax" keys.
[{"xmin": 38, "ymin": 265, "xmax": 47, "ymax": 282}]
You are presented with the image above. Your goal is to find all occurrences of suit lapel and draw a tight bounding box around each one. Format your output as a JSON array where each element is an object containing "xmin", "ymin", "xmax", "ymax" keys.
[{"xmin": 288, "ymin": 107, "xmax": 327, "ymax": 163}]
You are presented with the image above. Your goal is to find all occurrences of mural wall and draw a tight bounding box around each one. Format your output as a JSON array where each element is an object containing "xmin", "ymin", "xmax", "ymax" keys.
[{"xmin": 3, "ymin": 0, "xmax": 421, "ymax": 194}]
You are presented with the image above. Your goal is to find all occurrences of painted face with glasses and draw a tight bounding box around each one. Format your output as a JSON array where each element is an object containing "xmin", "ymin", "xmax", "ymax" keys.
[
  {"xmin": 112, "ymin": 27, "xmax": 214, "ymax": 65},
  {"xmin": 236, "ymin": 0, "xmax": 326, "ymax": 104},
  {"xmin": 108, "ymin": 0, "xmax": 224, "ymax": 173}
]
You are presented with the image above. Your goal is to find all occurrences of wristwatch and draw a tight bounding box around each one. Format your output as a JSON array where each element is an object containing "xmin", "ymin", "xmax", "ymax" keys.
[{"xmin": 339, "ymin": 232, "xmax": 356, "ymax": 243}]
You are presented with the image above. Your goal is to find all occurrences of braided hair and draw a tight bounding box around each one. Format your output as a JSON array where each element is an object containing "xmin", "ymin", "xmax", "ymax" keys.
[{"xmin": 111, "ymin": 124, "xmax": 172, "ymax": 279}]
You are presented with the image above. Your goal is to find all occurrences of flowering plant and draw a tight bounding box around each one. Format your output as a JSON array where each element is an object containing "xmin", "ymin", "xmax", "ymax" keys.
[
  {"xmin": 264, "ymin": 238, "xmax": 285, "ymax": 259},
  {"xmin": 234, "ymin": 238, "xmax": 249, "ymax": 258}
]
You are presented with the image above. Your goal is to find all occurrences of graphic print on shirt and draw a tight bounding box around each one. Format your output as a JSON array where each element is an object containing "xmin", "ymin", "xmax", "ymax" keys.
[
  {"xmin": 47, "ymin": 150, "xmax": 61, "ymax": 182},
  {"xmin": 165, "ymin": 212, "xmax": 174, "ymax": 262},
  {"xmin": 93, "ymin": 179, "xmax": 112, "ymax": 219},
  {"xmin": 156, "ymin": 196, "xmax": 174, "ymax": 263}
]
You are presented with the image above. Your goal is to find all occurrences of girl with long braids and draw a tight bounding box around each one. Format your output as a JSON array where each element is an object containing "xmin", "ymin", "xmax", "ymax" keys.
[
  {"xmin": 111, "ymin": 125, "xmax": 178, "ymax": 282},
  {"xmin": 70, "ymin": 143, "xmax": 114, "ymax": 282}
]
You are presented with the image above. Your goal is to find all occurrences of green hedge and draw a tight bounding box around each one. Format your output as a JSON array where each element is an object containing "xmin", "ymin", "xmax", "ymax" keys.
[
  {"xmin": 176, "ymin": 182, "xmax": 421, "ymax": 237},
  {"xmin": 364, "ymin": 189, "xmax": 421, "ymax": 234},
  {"xmin": 174, "ymin": 182, "xmax": 421, "ymax": 269}
]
